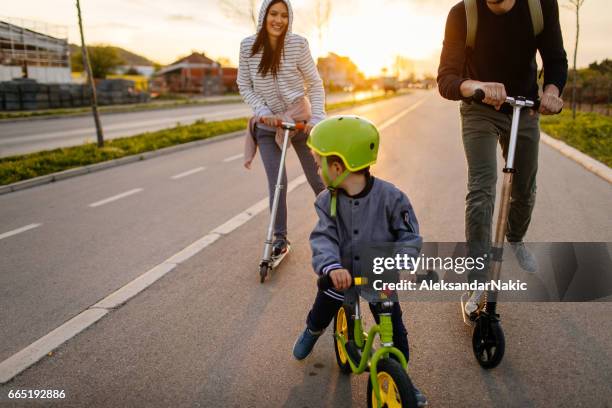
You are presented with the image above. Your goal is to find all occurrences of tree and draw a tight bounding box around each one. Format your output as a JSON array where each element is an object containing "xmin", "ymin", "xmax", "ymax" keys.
[
  {"xmin": 219, "ymin": 0, "xmax": 258, "ymax": 31},
  {"xmin": 567, "ymin": 0, "xmax": 586, "ymax": 119},
  {"xmin": 71, "ymin": 46, "xmax": 124, "ymax": 79},
  {"xmin": 76, "ymin": 0, "xmax": 104, "ymax": 147}
]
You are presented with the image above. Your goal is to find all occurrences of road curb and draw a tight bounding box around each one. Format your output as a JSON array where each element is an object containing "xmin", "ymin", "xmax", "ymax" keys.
[
  {"xmin": 540, "ymin": 131, "xmax": 612, "ymax": 184},
  {"xmin": 0, "ymin": 130, "xmax": 245, "ymax": 196}
]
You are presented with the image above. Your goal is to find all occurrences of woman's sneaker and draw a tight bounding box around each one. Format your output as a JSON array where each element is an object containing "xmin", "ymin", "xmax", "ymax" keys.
[
  {"xmin": 271, "ymin": 236, "xmax": 290, "ymax": 268},
  {"xmin": 272, "ymin": 236, "xmax": 290, "ymax": 257},
  {"xmin": 292, "ymin": 327, "xmax": 323, "ymax": 360}
]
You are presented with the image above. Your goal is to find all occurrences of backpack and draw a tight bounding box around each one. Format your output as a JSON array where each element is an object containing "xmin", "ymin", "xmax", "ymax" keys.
[{"xmin": 463, "ymin": 0, "xmax": 544, "ymax": 51}]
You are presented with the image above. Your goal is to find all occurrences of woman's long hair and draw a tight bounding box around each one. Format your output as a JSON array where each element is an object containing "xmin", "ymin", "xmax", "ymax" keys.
[{"xmin": 250, "ymin": 0, "xmax": 287, "ymax": 78}]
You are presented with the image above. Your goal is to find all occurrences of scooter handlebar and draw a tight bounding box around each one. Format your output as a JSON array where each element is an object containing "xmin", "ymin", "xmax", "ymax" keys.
[
  {"xmin": 472, "ymin": 88, "xmax": 543, "ymax": 111},
  {"xmin": 258, "ymin": 117, "xmax": 306, "ymax": 131}
]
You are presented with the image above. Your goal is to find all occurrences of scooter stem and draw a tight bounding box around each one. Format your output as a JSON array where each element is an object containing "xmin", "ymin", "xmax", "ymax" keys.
[{"xmin": 261, "ymin": 127, "xmax": 291, "ymax": 261}]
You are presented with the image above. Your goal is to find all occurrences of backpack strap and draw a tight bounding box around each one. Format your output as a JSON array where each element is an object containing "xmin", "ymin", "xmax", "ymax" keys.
[
  {"xmin": 528, "ymin": 0, "xmax": 544, "ymax": 37},
  {"xmin": 464, "ymin": 0, "xmax": 478, "ymax": 50}
]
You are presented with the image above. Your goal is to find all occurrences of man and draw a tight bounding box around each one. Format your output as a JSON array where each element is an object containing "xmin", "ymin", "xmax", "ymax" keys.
[{"xmin": 437, "ymin": 0, "xmax": 568, "ymax": 313}]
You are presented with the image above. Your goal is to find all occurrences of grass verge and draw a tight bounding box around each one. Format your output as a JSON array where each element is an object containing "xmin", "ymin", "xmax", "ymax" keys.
[
  {"xmin": 0, "ymin": 92, "xmax": 404, "ymax": 185},
  {"xmin": 540, "ymin": 110, "xmax": 611, "ymax": 167}
]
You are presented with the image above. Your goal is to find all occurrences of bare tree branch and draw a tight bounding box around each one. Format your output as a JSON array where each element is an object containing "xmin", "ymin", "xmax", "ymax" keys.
[
  {"xmin": 568, "ymin": 0, "xmax": 586, "ymax": 119},
  {"xmin": 219, "ymin": 0, "xmax": 258, "ymax": 31},
  {"xmin": 314, "ymin": 0, "xmax": 332, "ymax": 50}
]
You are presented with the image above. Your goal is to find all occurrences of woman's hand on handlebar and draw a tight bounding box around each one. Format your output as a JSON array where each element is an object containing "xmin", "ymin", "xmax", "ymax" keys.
[
  {"xmin": 261, "ymin": 115, "xmax": 282, "ymax": 127},
  {"xmin": 539, "ymin": 86, "xmax": 564, "ymax": 115},
  {"xmin": 461, "ymin": 80, "xmax": 507, "ymax": 110},
  {"xmin": 329, "ymin": 268, "xmax": 352, "ymax": 291}
]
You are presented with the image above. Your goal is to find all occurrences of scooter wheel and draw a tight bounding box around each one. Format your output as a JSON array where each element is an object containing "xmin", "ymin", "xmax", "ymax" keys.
[
  {"xmin": 472, "ymin": 318, "xmax": 505, "ymax": 369},
  {"xmin": 259, "ymin": 264, "xmax": 269, "ymax": 283}
]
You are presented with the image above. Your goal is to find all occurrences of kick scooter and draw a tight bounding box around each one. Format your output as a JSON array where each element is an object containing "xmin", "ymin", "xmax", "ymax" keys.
[
  {"xmin": 318, "ymin": 274, "xmax": 419, "ymax": 408},
  {"xmin": 258, "ymin": 118, "xmax": 305, "ymax": 283},
  {"xmin": 460, "ymin": 89, "xmax": 554, "ymax": 368}
]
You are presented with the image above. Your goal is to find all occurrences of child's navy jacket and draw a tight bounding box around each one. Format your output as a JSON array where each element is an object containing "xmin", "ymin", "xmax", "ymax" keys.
[{"xmin": 309, "ymin": 175, "xmax": 422, "ymax": 300}]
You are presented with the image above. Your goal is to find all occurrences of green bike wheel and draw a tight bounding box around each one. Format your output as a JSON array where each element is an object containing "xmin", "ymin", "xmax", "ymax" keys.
[
  {"xmin": 367, "ymin": 359, "xmax": 418, "ymax": 408},
  {"xmin": 333, "ymin": 305, "xmax": 354, "ymax": 374}
]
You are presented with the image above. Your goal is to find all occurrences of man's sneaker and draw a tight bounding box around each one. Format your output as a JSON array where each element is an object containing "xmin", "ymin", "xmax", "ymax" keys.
[
  {"xmin": 272, "ymin": 236, "xmax": 289, "ymax": 258},
  {"xmin": 413, "ymin": 385, "xmax": 428, "ymax": 407},
  {"xmin": 292, "ymin": 327, "xmax": 323, "ymax": 360},
  {"xmin": 510, "ymin": 241, "xmax": 538, "ymax": 273},
  {"xmin": 464, "ymin": 289, "xmax": 484, "ymax": 315}
]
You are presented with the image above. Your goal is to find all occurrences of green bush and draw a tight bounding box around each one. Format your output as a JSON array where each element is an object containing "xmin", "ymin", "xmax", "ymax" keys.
[
  {"xmin": 540, "ymin": 111, "xmax": 612, "ymax": 167},
  {"xmin": 0, "ymin": 118, "xmax": 247, "ymax": 185}
]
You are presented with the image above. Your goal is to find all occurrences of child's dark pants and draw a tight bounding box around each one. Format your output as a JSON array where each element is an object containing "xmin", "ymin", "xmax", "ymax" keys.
[{"xmin": 306, "ymin": 289, "xmax": 410, "ymax": 362}]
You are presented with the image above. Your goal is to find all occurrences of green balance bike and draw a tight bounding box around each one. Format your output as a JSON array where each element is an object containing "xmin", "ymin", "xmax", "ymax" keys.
[{"xmin": 318, "ymin": 274, "xmax": 419, "ymax": 408}]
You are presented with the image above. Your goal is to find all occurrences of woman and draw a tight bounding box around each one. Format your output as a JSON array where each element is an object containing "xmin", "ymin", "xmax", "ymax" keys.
[{"xmin": 238, "ymin": 0, "xmax": 326, "ymax": 257}]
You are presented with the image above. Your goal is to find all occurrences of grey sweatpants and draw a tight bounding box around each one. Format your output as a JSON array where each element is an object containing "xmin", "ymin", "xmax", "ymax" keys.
[
  {"xmin": 255, "ymin": 125, "xmax": 325, "ymax": 238},
  {"xmin": 460, "ymin": 102, "xmax": 540, "ymax": 282}
]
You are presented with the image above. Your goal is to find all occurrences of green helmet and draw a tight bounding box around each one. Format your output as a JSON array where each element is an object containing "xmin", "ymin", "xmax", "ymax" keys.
[
  {"xmin": 307, "ymin": 115, "xmax": 379, "ymax": 172},
  {"xmin": 307, "ymin": 115, "xmax": 380, "ymax": 217}
]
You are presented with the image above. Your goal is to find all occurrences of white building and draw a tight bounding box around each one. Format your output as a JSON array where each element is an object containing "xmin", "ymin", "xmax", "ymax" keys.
[{"xmin": 0, "ymin": 18, "xmax": 71, "ymax": 83}]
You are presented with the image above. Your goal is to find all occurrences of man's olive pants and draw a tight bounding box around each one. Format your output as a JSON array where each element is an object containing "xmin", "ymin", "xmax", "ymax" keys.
[{"xmin": 460, "ymin": 101, "xmax": 540, "ymax": 282}]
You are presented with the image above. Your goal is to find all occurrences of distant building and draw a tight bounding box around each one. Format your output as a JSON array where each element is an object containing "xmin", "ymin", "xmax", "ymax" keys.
[
  {"xmin": 152, "ymin": 52, "xmax": 223, "ymax": 95},
  {"xmin": 222, "ymin": 67, "xmax": 238, "ymax": 93},
  {"xmin": 317, "ymin": 53, "xmax": 365, "ymax": 91},
  {"xmin": 0, "ymin": 18, "xmax": 71, "ymax": 83}
]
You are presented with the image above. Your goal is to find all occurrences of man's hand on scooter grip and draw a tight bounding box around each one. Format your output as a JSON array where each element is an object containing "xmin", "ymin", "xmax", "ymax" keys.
[
  {"xmin": 330, "ymin": 268, "xmax": 352, "ymax": 291},
  {"xmin": 539, "ymin": 92, "xmax": 564, "ymax": 115},
  {"xmin": 460, "ymin": 80, "xmax": 507, "ymax": 110},
  {"xmin": 479, "ymin": 82, "xmax": 507, "ymax": 110}
]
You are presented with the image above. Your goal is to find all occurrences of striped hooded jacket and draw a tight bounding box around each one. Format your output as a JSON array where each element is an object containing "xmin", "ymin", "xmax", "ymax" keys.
[{"xmin": 237, "ymin": 0, "xmax": 326, "ymax": 125}]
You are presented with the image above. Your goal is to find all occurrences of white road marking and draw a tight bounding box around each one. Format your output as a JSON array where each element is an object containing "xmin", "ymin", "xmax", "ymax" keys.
[
  {"xmin": 171, "ymin": 166, "xmax": 206, "ymax": 180},
  {"xmin": 89, "ymin": 188, "xmax": 143, "ymax": 208},
  {"xmin": 0, "ymin": 175, "xmax": 310, "ymax": 384},
  {"xmin": 0, "ymin": 309, "xmax": 108, "ymax": 384},
  {"xmin": 0, "ymin": 223, "xmax": 42, "ymax": 241},
  {"xmin": 378, "ymin": 96, "xmax": 428, "ymax": 131},
  {"xmin": 223, "ymin": 153, "xmax": 244, "ymax": 163}
]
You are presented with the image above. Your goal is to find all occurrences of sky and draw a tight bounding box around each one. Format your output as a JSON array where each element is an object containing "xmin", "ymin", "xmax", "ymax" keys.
[{"xmin": 2, "ymin": 0, "xmax": 610, "ymax": 78}]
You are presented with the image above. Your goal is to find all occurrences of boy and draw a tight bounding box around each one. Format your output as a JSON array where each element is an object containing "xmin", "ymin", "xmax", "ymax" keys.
[{"xmin": 292, "ymin": 115, "xmax": 427, "ymax": 406}]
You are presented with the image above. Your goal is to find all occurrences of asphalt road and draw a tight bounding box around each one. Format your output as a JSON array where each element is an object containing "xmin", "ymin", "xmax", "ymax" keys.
[
  {"xmin": 0, "ymin": 90, "xmax": 610, "ymax": 407},
  {"xmin": 0, "ymin": 91, "xmax": 380, "ymax": 158}
]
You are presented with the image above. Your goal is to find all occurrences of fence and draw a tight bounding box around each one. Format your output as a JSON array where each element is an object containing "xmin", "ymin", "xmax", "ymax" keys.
[{"xmin": 0, "ymin": 78, "xmax": 150, "ymax": 111}]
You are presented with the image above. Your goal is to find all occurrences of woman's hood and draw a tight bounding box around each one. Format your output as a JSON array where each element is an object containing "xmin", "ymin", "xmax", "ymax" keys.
[{"xmin": 257, "ymin": 0, "xmax": 293, "ymax": 35}]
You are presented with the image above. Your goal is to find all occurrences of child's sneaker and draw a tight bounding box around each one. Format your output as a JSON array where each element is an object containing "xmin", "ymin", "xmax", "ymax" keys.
[
  {"xmin": 292, "ymin": 327, "xmax": 323, "ymax": 360},
  {"xmin": 413, "ymin": 385, "xmax": 428, "ymax": 407}
]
